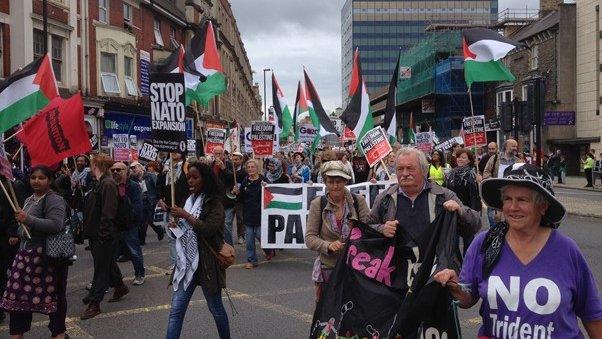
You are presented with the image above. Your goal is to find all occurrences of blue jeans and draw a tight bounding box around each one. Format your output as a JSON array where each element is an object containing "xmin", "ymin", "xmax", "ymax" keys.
[
  {"xmin": 223, "ymin": 208, "xmax": 234, "ymax": 246},
  {"xmin": 121, "ymin": 226, "xmax": 145, "ymax": 277},
  {"xmin": 245, "ymin": 225, "xmax": 261, "ymax": 265},
  {"xmin": 166, "ymin": 281, "xmax": 230, "ymax": 339}
]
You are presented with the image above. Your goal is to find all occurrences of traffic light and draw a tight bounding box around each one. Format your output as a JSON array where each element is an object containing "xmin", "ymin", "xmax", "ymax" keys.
[
  {"xmin": 518, "ymin": 98, "xmax": 532, "ymax": 133},
  {"xmin": 500, "ymin": 101, "xmax": 513, "ymax": 133}
]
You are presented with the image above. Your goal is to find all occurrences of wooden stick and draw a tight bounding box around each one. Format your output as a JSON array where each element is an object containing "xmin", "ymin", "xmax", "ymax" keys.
[
  {"xmin": 170, "ymin": 153, "xmax": 176, "ymax": 208},
  {"xmin": 4, "ymin": 128, "xmax": 23, "ymax": 142},
  {"xmin": 12, "ymin": 144, "xmax": 23, "ymax": 160},
  {"xmin": 380, "ymin": 158, "xmax": 392, "ymax": 180},
  {"xmin": 0, "ymin": 178, "xmax": 31, "ymax": 239}
]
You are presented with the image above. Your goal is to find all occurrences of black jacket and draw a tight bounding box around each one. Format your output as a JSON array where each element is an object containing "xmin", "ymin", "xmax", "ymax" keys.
[
  {"xmin": 240, "ymin": 175, "xmax": 264, "ymax": 228},
  {"xmin": 124, "ymin": 179, "xmax": 143, "ymax": 228},
  {"xmin": 82, "ymin": 175, "xmax": 119, "ymax": 241},
  {"xmin": 157, "ymin": 168, "xmax": 189, "ymax": 208}
]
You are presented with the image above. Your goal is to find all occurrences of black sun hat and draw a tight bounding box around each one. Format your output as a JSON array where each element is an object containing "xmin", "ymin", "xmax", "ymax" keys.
[{"xmin": 480, "ymin": 163, "xmax": 566, "ymax": 226}]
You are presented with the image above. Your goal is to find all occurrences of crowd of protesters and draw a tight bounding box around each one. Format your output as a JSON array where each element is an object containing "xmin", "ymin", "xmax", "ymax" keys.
[{"xmin": 0, "ymin": 137, "xmax": 600, "ymax": 338}]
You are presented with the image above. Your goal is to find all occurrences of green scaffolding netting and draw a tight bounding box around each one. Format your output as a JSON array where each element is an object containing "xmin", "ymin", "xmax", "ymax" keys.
[{"xmin": 396, "ymin": 31, "xmax": 461, "ymax": 106}]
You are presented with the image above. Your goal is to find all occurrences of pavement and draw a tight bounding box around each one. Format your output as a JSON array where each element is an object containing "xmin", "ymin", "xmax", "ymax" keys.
[
  {"xmin": 0, "ymin": 214, "xmax": 600, "ymax": 338},
  {"xmin": 552, "ymin": 176, "xmax": 602, "ymax": 218}
]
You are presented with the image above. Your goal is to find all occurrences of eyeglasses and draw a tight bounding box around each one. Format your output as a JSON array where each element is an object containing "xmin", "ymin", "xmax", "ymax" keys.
[
  {"xmin": 111, "ymin": 168, "xmax": 124, "ymax": 172},
  {"xmin": 129, "ymin": 166, "xmax": 137, "ymax": 170}
]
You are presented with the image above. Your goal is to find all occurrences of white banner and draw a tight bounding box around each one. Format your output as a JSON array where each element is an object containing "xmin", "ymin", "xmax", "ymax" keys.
[
  {"xmin": 261, "ymin": 180, "xmax": 396, "ymax": 249},
  {"xmin": 244, "ymin": 127, "xmax": 252, "ymax": 153}
]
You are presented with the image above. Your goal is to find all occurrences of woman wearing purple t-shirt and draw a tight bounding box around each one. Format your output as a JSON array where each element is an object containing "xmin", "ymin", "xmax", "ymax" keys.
[{"xmin": 434, "ymin": 164, "xmax": 602, "ymax": 338}]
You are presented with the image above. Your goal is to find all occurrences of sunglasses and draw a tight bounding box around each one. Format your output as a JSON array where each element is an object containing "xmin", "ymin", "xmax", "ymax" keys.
[{"xmin": 111, "ymin": 168, "xmax": 124, "ymax": 172}]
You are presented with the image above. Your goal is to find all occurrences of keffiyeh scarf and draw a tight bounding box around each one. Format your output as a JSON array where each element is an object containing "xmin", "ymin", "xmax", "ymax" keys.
[{"xmin": 170, "ymin": 193, "xmax": 204, "ymax": 291}]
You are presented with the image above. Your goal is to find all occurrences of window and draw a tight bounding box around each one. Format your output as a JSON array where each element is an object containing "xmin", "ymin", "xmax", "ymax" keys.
[
  {"xmin": 100, "ymin": 52, "xmax": 120, "ymax": 94},
  {"xmin": 51, "ymin": 35, "xmax": 63, "ymax": 82},
  {"xmin": 170, "ymin": 26, "xmax": 179, "ymax": 49},
  {"xmin": 522, "ymin": 85, "xmax": 529, "ymax": 101},
  {"xmin": 123, "ymin": 3, "xmax": 132, "ymax": 22},
  {"xmin": 154, "ymin": 19, "xmax": 163, "ymax": 47},
  {"xmin": 33, "ymin": 29, "xmax": 45, "ymax": 59},
  {"xmin": 530, "ymin": 45, "xmax": 539, "ymax": 70},
  {"xmin": 99, "ymin": 0, "xmax": 108, "ymax": 23},
  {"xmin": 124, "ymin": 56, "xmax": 137, "ymax": 96}
]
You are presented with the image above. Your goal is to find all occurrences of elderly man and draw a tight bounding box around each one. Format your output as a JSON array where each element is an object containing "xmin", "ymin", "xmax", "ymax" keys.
[
  {"xmin": 230, "ymin": 152, "xmax": 247, "ymax": 244},
  {"xmin": 130, "ymin": 161, "xmax": 165, "ymax": 244},
  {"xmin": 482, "ymin": 139, "xmax": 519, "ymax": 227},
  {"xmin": 210, "ymin": 146, "xmax": 238, "ymax": 245},
  {"xmin": 368, "ymin": 147, "xmax": 481, "ymax": 248}
]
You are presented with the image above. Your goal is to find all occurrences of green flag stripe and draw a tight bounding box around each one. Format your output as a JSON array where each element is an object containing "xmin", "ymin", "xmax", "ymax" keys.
[
  {"xmin": 464, "ymin": 60, "xmax": 515, "ymax": 86},
  {"xmin": 268, "ymin": 201, "xmax": 302, "ymax": 210},
  {"xmin": 0, "ymin": 91, "xmax": 49, "ymax": 133}
]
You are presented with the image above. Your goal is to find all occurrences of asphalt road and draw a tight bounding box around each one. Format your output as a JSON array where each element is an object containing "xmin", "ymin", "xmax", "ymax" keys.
[
  {"xmin": 1, "ymin": 214, "xmax": 600, "ymax": 338},
  {"xmin": 556, "ymin": 187, "xmax": 602, "ymax": 202}
]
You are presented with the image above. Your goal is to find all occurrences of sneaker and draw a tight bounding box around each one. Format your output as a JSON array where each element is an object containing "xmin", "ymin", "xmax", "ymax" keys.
[
  {"xmin": 165, "ymin": 264, "xmax": 174, "ymax": 275},
  {"xmin": 244, "ymin": 263, "xmax": 255, "ymax": 269},
  {"xmin": 133, "ymin": 276, "xmax": 145, "ymax": 286}
]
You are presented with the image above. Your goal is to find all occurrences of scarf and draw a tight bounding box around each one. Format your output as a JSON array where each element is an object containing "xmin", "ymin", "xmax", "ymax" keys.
[
  {"xmin": 480, "ymin": 221, "xmax": 509, "ymax": 279},
  {"xmin": 170, "ymin": 193, "xmax": 204, "ymax": 291},
  {"xmin": 266, "ymin": 159, "xmax": 283, "ymax": 183},
  {"xmin": 71, "ymin": 167, "xmax": 90, "ymax": 186}
]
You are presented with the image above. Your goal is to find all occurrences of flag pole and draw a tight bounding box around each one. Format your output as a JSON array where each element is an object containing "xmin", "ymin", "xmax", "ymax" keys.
[
  {"xmin": 12, "ymin": 144, "xmax": 23, "ymax": 161},
  {"xmin": 0, "ymin": 178, "xmax": 31, "ymax": 239},
  {"xmin": 379, "ymin": 158, "xmax": 392, "ymax": 180},
  {"xmin": 4, "ymin": 128, "xmax": 23, "ymax": 142},
  {"xmin": 467, "ymin": 85, "xmax": 477, "ymax": 152},
  {"xmin": 170, "ymin": 153, "xmax": 176, "ymax": 208}
]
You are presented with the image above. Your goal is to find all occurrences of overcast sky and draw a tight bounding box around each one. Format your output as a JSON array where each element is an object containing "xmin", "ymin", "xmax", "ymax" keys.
[{"xmin": 230, "ymin": 0, "xmax": 538, "ymax": 113}]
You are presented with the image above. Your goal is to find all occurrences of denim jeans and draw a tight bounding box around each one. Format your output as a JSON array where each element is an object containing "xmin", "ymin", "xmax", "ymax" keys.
[
  {"xmin": 165, "ymin": 281, "xmax": 230, "ymax": 339},
  {"xmin": 223, "ymin": 208, "xmax": 234, "ymax": 246},
  {"xmin": 245, "ymin": 225, "xmax": 261, "ymax": 265},
  {"xmin": 120, "ymin": 226, "xmax": 145, "ymax": 277}
]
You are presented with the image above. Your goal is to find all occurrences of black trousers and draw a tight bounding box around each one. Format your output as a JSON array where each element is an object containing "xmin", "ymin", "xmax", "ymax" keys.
[
  {"xmin": 87, "ymin": 238, "xmax": 123, "ymax": 302},
  {"xmin": 0, "ymin": 233, "xmax": 18, "ymax": 303},
  {"xmin": 139, "ymin": 201, "xmax": 164, "ymax": 242},
  {"xmin": 9, "ymin": 265, "xmax": 69, "ymax": 337},
  {"xmin": 585, "ymin": 168, "xmax": 593, "ymax": 187}
]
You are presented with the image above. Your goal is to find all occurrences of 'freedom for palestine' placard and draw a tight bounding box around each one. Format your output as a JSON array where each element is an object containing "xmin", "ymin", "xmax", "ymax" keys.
[{"xmin": 150, "ymin": 73, "xmax": 187, "ymax": 152}]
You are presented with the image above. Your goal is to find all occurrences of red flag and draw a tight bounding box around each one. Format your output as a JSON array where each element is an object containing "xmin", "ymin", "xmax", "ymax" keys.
[{"xmin": 18, "ymin": 93, "xmax": 91, "ymax": 166}]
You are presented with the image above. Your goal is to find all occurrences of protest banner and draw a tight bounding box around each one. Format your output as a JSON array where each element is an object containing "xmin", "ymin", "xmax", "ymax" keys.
[
  {"xmin": 205, "ymin": 128, "xmax": 226, "ymax": 154},
  {"xmin": 415, "ymin": 132, "xmax": 434, "ymax": 153},
  {"xmin": 129, "ymin": 135, "xmax": 139, "ymax": 161},
  {"xmin": 187, "ymin": 140, "xmax": 196, "ymax": 155},
  {"xmin": 251, "ymin": 121, "xmax": 275, "ymax": 158},
  {"xmin": 298, "ymin": 124, "xmax": 318, "ymax": 142},
  {"xmin": 434, "ymin": 136, "xmax": 465, "ymax": 152},
  {"xmin": 261, "ymin": 180, "xmax": 396, "ymax": 249},
  {"xmin": 138, "ymin": 142, "xmax": 159, "ymax": 164},
  {"xmin": 150, "ymin": 73, "xmax": 187, "ymax": 153},
  {"xmin": 244, "ymin": 127, "xmax": 252, "ymax": 153},
  {"xmin": 342, "ymin": 127, "xmax": 356, "ymax": 141},
  {"xmin": 224, "ymin": 125, "xmax": 240, "ymax": 154},
  {"xmin": 359, "ymin": 127, "xmax": 393, "ymax": 167},
  {"xmin": 463, "ymin": 115, "xmax": 487, "ymax": 147},
  {"xmin": 113, "ymin": 134, "xmax": 131, "ymax": 161}
]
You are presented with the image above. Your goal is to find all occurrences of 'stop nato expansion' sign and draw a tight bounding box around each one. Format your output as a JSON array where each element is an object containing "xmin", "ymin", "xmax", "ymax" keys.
[{"xmin": 150, "ymin": 73, "xmax": 187, "ymax": 152}]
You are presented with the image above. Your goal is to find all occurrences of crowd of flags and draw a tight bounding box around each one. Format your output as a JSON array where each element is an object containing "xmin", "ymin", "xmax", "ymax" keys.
[{"xmin": 0, "ymin": 25, "xmax": 520, "ymax": 171}]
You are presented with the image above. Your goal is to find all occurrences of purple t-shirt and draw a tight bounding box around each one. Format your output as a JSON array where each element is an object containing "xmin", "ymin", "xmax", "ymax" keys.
[{"xmin": 460, "ymin": 230, "xmax": 602, "ymax": 338}]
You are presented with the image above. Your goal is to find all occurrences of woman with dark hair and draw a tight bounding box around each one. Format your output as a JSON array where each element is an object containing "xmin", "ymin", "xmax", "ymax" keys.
[
  {"xmin": 165, "ymin": 161, "xmax": 230, "ymax": 339},
  {"xmin": 428, "ymin": 149, "xmax": 447, "ymax": 186},
  {"xmin": 446, "ymin": 149, "xmax": 481, "ymax": 253},
  {"xmin": 435, "ymin": 164, "xmax": 602, "ymax": 337},
  {"xmin": 0, "ymin": 165, "xmax": 68, "ymax": 339}
]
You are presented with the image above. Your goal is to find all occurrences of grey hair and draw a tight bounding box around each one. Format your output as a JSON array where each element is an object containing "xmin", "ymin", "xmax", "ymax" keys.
[
  {"xmin": 500, "ymin": 185, "xmax": 548, "ymax": 206},
  {"xmin": 397, "ymin": 147, "xmax": 430, "ymax": 176}
]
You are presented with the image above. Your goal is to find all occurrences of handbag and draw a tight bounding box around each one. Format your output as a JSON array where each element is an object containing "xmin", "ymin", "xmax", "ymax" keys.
[
  {"xmin": 41, "ymin": 195, "xmax": 76, "ymax": 263},
  {"xmin": 201, "ymin": 237, "xmax": 235, "ymax": 269}
]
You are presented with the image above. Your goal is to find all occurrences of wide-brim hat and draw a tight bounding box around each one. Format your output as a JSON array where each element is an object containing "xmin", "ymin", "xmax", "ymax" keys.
[
  {"xmin": 321, "ymin": 160, "xmax": 352, "ymax": 180},
  {"xmin": 480, "ymin": 163, "xmax": 566, "ymax": 226}
]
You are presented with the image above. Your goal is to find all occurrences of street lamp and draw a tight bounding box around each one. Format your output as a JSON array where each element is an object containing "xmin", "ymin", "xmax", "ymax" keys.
[{"xmin": 263, "ymin": 68, "xmax": 272, "ymax": 121}]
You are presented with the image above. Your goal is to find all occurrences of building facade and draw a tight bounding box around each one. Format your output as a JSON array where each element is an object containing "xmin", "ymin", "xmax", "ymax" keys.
[
  {"xmin": 1, "ymin": 0, "xmax": 260, "ymax": 156},
  {"xmin": 341, "ymin": 0, "xmax": 498, "ymax": 105},
  {"xmin": 575, "ymin": 0, "xmax": 602, "ymax": 154},
  {"xmin": 499, "ymin": 2, "xmax": 578, "ymax": 172}
]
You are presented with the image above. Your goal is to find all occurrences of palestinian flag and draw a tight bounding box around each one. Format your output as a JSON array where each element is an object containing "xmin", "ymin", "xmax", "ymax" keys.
[
  {"xmin": 292, "ymin": 81, "xmax": 308, "ymax": 141},
  {"xmin": 340, "ymin": 48, "xmax": 374, "ymax": 151},
  {"xmin": 303, "ymin": 69, "xmax": 338, "ymax": 151},
  {"xmin": 463, "ymin": 28, "xmax": 519, "ymax": 87},
  {"xmin": 263, "ymin": 186, "xmax": 303, "ymax": 210},
  {"xmin": 0, "ymin": 54, "xmax": 58, "ymax": 133},
  {"xmin": 403, "ymin": 111, "xmax": 416, "ymax": 145},
  {"xmin": 384, "ymin": 50, "xmax": 401, "ymax": 144},
  {"xmin": 272, "ymin": 73, "xmax": 293, "ymax": 140},
  {"xmin": 187, "ymin": 20, "xmax": 226, "ymax": 107},
  {"xmin": 154, "ymin": 45, "xmax": 207, "ymax": 106}
]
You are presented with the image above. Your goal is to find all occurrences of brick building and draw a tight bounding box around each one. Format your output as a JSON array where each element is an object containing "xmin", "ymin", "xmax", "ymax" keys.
[
  {"xmin": 0, "ymin": 0, "xmax": 261, "ymax": 156},
  {"xmin": 499, "ymin": 1, "xmax": 578, "ymax": 172}
]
